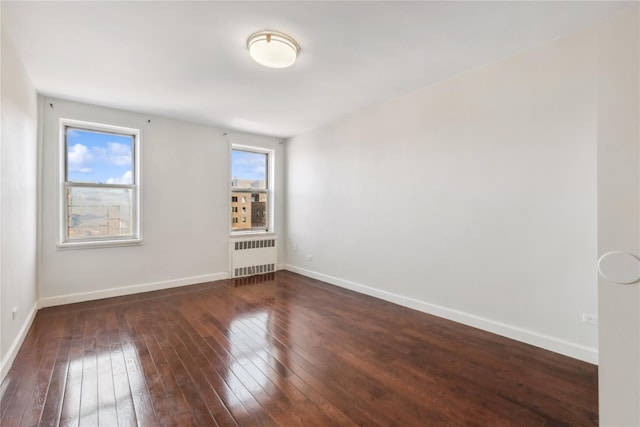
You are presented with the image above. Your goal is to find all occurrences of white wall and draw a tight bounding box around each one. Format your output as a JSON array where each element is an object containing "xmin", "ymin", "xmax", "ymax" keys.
[
  {"xmin": 286, "ymin": 18, "xmax": 602, "ymax": 362},
  {"xmin": 596, "ymin": 10, "xmax": 640, "ymax": 426},
  {"xmin": 0, "ymin": 30, "xmax": 38, "ymax": 377},
  {"xmin": 39, "ymin": 97, "xmax": 284, "ymax": 306}
]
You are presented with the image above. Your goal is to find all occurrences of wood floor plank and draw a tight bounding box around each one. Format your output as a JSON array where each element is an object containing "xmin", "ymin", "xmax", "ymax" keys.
[
  {"xmin": 182, "ymin": 295, "xmax": 281, "ymax": 426},
  {"xmin": 151, "ymin": 304, "xmax": 218, "ymax": 426},
  {"xmin": 126, "ymin": 304, "xmax": 178, "ymax": 426},
  {"xmin": 224, "ymin": 306, "xmax": 407, "ymax": 424},
  {"xmin": 59, "ymin": 313, "xmax": 88, "ymax": 427},
  {"xmin": 95, "ymin": 314, "xmax": 118, "ymax": 427},
  {"xmin": 169, "ymin": 328, "xmax": 237, "ymax": 426},
  {"xmin": 78, "ymin": 312, "xmax": 99, "ymax": 427},
  {"xmin": 21, "ymin": 313, "xmax": 75, "ymax": 427},
  {"xmin": 229, "ymin": 287, "xmax": 400, "ymax": 425},
  {"xmin": 1, "ymin": 315, "xmax": 60, "ymax": 423},
  {"xmin": 228, "ymin": 315, "xmax": 354, "ymax": 427},
  {"xmin": 17, "ymin": 322, "xmax": 62, "ymax": 425},
  {"xmin": 39, "ymin": 314, "xmax": 77, "ymax": 426},
  {"xmin": 1, "ymin": 271, "xmax": 598, "ymax": 426},
  {"xmin": 163, "ymin": 295, "xmax": 256, "ymax": 424},
  {"xmin": 117, "ymin": 307, "xmax": 158, "ymax": 427}
]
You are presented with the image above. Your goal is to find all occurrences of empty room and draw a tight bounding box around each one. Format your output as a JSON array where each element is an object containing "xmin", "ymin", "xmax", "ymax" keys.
[{"xmin": 1, "ymin": 1, "xmax": 639, "ymax": 426}]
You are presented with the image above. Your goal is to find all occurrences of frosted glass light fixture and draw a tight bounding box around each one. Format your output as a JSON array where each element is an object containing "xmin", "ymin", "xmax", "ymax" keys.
[{"xmin": 247, "ymin": 31, "xmax": 299, "ymax": 68}]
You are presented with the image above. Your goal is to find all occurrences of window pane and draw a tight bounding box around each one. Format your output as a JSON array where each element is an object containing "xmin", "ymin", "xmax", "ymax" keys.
[
  {"xmin": 67, "ymin": 128, "xmax": 133, "ymax": 184},
  {"xmin": 231, "ymin": 150, "xmax": 267, "ymax": 189},
  {"xmin": 231, "ymin": 191, "xmax": 267, "ymax": 230},
  {"xmin": 67, "ymin": 186, "xmax": 133, "ymax": 239}
]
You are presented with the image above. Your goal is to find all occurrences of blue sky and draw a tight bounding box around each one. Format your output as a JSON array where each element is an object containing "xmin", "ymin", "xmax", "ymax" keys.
[
  {"xmin": 232, "ymin": 150, "xmax": 266, "ymax": 181},
  {"xmin": 67, "ymin": 129, "xmax": 133, "ymax": 184}
]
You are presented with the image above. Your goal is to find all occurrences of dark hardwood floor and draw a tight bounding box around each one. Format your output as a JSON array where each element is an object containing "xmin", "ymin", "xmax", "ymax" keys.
[{"xmin": 1, "ymin": 271, "xmax": 597, "ymax": 426}]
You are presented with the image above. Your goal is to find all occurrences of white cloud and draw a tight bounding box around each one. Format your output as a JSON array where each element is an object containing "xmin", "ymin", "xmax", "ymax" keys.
[
  {"xmin": 107, "ymin": 142, "xmax": 131, "ymax": 166},
  {"xmin": 73, "ymin": 167, "xmax": 93, "ymax": 174},
  {"xmin": 88, "ymin": 142, "xmax": 131, "ymax": 166},
  {"xmin": 234, "ymin": 152, "xmax": 266, "ymax": 178},
  {"xmin": 107, "ymin": 170, "xmax": 132, "ymax": 185},
  {"xmin": 68, "ymin": 143, "xmax": 93, "ymax": 173}
]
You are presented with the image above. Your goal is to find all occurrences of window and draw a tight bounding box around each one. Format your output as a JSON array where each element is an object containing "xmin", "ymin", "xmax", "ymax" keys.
[
  {"xmin": 61, "ymin": 119, "xmax": 141, "ymax": 246},
  {"xmin": 231, "ymin": 147, "xmax": 271, "ymax": 232}
]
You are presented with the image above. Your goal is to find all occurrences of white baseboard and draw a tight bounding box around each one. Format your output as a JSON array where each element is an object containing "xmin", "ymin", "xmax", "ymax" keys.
[
  {"xmin": 1, "ymin": 301, "xmax": 38, "ymax": 381},
  {"xmin": 39, "ymin": 272, "xmax": 229, "ymax": 308},
  {"xmin": 284, "ymin": 264, "xmax": 598, "ymax": 365}
]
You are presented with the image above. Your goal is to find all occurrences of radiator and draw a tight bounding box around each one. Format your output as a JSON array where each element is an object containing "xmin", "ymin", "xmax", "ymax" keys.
[{"xmin": 230, "ymin": 238, "xmax": 277, "ymax": 278}]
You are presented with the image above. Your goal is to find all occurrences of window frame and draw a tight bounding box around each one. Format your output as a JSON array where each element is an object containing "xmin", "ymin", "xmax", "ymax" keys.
[
  {"xmin": 230, "ymin": 145, "xmax": 274, "ymax": 235},
  {"xmin": 58, "ymin": 118, "xmax": 142, "ymax": 248}
]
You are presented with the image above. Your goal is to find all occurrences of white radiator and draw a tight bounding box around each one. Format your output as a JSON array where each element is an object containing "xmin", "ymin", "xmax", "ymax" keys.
[{"xmin": 230, "ymin": 238, "xmax": 277, "ymax": 278}]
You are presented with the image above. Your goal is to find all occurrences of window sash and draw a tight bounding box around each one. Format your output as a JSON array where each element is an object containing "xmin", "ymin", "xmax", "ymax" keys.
[
  {"xmin": 231, "ymin": 149, "xmax": 268, "ymax": 190},
  {"xmin": 64, "ymin": 182, "xmax": 138, "ymax": 242},
  {"xmin": 65, "ymin": 126, "xmax": 136, "ymax": 185}
]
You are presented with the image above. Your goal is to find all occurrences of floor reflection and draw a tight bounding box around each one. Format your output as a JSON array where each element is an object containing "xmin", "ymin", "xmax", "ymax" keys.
[
  {"xmin": 233, "ymin": 272, "xmax": 276, "ymax": 287},
  {"xmin": 60, "ymin": 341, "xmax": 143, "ymax": 425},
  {"xmin": 226, "ymin": 311, "xmax": 272, "ymax": 404},
  {"xmin": 223, "ymin": 278, "xmax": 292, "ymax": 419}
]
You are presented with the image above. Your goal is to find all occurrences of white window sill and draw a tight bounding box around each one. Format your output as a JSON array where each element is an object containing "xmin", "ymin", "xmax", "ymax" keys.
[
  {"xmin": 57, "ymin": 238, "xmax": 143, "ymax": 250},
  {"xmin": 230, "ymin": 231, "xmax": 276, "ymax": 239}
]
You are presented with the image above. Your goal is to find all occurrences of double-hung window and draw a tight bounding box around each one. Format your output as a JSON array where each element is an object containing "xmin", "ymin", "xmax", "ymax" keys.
[
  {"xmin": 61, "ymin": 119, "xmax": 141, "ymax": 246},
  {"xmin": 231, "ymin": 147, "xmax": 271, "ymax": 232}
]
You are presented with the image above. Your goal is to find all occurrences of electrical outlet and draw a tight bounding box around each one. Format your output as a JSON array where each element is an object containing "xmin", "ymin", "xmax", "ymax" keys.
[
  {"xmin": 12, "ymin": 307, "xmax": 17, "ymax": 320},
  {"xmin": 306, "ymin": 255, "xmax": 313, "ymax": 261},
  {"xmin": 582, "ymin": 313, "xmax": 598, "ymax": 325}
]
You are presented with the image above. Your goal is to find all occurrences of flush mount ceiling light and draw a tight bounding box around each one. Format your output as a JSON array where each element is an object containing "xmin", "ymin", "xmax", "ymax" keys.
[{"xmin": 247, "ymin": 30, "xmax": 300, "ymax": 68}]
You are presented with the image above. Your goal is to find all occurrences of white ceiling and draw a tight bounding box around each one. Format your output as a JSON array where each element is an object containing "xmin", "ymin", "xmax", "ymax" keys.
[{"xmin": 2, "ymin": 1, "xmax": 636, "ymax": 138}]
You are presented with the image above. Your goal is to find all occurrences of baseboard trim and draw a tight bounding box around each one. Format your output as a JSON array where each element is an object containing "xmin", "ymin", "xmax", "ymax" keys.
[
  {"xmin": 38, "ymin": 272, "xmax": 229, "ymax": 308},
  {"xmin": 284, "ymin": 264, "xmax": 598, "ymax": 364},
  {"xmin": 1, "ymin": 301, "xmax": 38, "ymax": 382}
]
